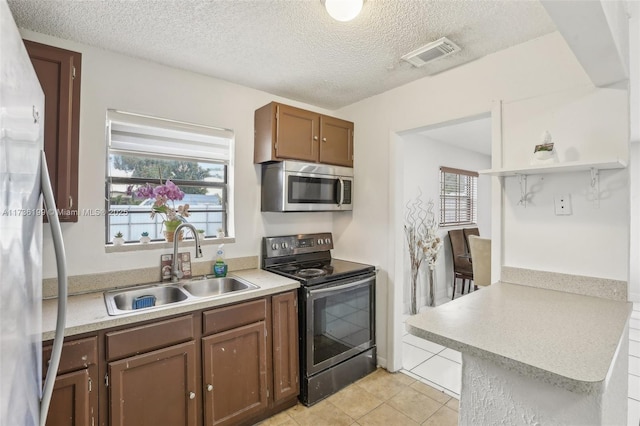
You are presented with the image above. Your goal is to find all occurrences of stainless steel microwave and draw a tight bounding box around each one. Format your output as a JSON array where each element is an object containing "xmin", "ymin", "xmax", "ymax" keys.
[{"xmin": 261, "ymin": 161, "xmax": 353, "ymax": 212}]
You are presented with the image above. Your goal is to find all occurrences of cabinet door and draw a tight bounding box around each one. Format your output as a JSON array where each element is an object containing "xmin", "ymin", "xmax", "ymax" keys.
[
  {"xmin": 44, "ymin": 369, "xmax": 90, "ymax": 426},
  {"xmin": 202, "ymin": 322, "xmax": 267, "ymax": 426},
  {"xmin": 43, "ymin": 336, "xmax": 98, "ymax": 426},
  {"xmin": 275, "ymin": 104, "xmax": 319, "ymax": 162},
  {"xmin": 271, "ymin": 291, "xmax": 299, "ymax": 403},
  {"xmin": 319, "ymin": 115, "xmax": 354, "ymax": 167},
  {"xmin": 109, "ymin": 341, "xmax": 197, "ymax": 426},
  {"xmin": 24, "ymin": 40, "xmax": 81, "ymax": 222}
]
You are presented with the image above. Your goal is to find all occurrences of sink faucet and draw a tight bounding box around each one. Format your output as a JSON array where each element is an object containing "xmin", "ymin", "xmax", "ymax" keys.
[{"xmin": 171, "ymin": 223, "xmax": 203, "ymax": 282}]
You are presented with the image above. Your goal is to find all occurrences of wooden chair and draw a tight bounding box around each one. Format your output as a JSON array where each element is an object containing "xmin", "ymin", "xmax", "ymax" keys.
[
  {"xmin": 468, "ymin": 236, "xmax": 491, "ymax": 288},
  {"xmin": 463, "ymin": 227, "xmax": 479, "ymax": 251},
  {"xmin": 448, "ymin": 229, "xmax": 474, "ymax": 299}
]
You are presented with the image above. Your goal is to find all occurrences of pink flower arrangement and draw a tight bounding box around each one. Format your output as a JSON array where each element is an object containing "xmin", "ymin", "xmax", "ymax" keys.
[{"xmin": 129, "ymin": 180, "xmax": 190, "ymax": 224}]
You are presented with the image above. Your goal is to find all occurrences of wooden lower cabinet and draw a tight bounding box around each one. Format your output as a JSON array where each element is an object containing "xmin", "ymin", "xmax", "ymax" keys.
[
  {"xmin": 45, "ymin": 369, "xmax": 91, "ymax": 426},
  {"xmin": 202, "ymin": 322, "xmax": 268, "ymax": 426},
  {"xmin": 42, "ymin": 336, "xmax": 98, "ymax": 426},
  {"xmin": 271, "ymin": 291, "xmax": 299, "ymax": 404},
  {"xmin": 108, "ymin": 341, "xmax": 198, "ymax": 426},
  {"xmin": 46, "ymin": 291, "xmax": 298, "ymax": 426}
]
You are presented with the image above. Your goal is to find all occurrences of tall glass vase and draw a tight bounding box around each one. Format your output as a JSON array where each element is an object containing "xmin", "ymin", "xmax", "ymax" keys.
[
  {"xmin": 410, "ymin": 266, "xmax": 419, "ymax": 315},
  {"xmin": 427, "ymin": 266, "xmax": 436, "ymax": 307}
]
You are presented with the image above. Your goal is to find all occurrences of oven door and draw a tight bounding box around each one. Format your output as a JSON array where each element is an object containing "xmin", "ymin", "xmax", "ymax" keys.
[{"xmin": 304, "ymin": 273, "xmax": 375, "ymax": 376}]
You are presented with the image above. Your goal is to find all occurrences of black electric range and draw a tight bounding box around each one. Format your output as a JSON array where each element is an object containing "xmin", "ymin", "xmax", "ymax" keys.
[{"xmin": 261, "ymin": 233, "xmax": 377, "ymax": 406}]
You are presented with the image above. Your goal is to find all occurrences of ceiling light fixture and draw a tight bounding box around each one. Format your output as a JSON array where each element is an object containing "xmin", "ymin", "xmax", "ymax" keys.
[{"xmin": 323, "ymin": 0, "xmax": 363, "ymax": 22}]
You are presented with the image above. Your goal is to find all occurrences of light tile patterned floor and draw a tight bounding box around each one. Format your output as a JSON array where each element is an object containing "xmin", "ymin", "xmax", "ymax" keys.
[
  {"xmin": 402, "ymin": 301, "xmax": 640, "ymax": 426},
  {"xmin": 258, "ymin": 368, "xmax": 458, "ymax": 426}
]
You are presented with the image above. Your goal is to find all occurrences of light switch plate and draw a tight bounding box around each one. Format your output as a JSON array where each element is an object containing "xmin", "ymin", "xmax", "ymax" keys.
[{"xmin": 554, "ymin": 194, "xmax": 572, "ymax": 215}]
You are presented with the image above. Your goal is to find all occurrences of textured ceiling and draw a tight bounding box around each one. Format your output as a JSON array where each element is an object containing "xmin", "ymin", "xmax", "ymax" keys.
[{"xmin": 7, "ymin": 0, "xmax": 557, "ymax": 110}]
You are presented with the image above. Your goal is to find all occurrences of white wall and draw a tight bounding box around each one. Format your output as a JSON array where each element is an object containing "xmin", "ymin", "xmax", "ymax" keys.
[
  {"xmin": 334, "ymin": 31, "xmax": 629, "ymax": 370},
  {"xmin": 501, "ymin": 87, "xmax": 628, "ymax": 280},
  {"xmin": 20, "ymin": 29, "xmax": 337, "ymax": 279},
  {"xmin": 400, "ymin": 133, "xmax": 491, "ymax": 310}
]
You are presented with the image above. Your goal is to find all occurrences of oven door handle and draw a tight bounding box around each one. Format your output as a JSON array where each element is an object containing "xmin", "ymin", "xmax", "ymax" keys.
[{"xmin": 307, "ymin": 276, "xmax": 373, "ymax": 296}]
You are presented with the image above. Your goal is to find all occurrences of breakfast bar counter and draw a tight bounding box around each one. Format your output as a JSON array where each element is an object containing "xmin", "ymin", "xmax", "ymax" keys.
[{"xmin": 405, "ymin": 278, "xmax": 632, "ymax": 425}]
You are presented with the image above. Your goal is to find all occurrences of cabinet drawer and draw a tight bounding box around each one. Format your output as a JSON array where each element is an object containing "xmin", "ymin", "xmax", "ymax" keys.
[
  {"xmin": 203, "ymin": 299, "xmax": 267, "ymax": 335},
  {"xmin": 43, "ymin": 336, "xmax": 98, "ymax": 376},
  {"xmin": 106, "ymin": 315, "xmax": 194, "ymax": 361}
]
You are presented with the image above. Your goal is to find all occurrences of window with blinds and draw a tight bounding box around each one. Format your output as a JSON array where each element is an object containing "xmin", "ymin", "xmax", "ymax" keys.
[
  {"xmin": 105, "ymin": 110, "xmax": 234, "ymax": 244},
  {"xmin": 439, "ymin": 167, "xmax": 478, "ymax": 226}
]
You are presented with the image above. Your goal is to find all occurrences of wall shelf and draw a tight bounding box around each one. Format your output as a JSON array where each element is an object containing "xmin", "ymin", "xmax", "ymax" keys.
[
  {"xmin": 480, "ymin": 159, "xmax": 627, "ymax": 207},
  {"xmin": 478, "ymin": 159, "xmax": 626, "ymax": 177}
]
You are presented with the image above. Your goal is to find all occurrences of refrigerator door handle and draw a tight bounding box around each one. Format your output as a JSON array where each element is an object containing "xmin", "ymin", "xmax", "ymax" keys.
[{"xmin": 39, "ymin": 151, "xmax": 68, "ymax": 426}]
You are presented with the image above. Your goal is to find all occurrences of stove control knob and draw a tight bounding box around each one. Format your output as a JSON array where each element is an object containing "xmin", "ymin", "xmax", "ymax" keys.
[
  {"xmin": 281, "ymin": 242, "xmax": 288, "ymax": 249},
  {"xmin": 317, "ymin": 238, "xmax": 323, "ymax": 245},
  {"xmin": 271, "ymin": 243, "xmax": 279, "ymax": 250},
  {"xmin": 325, "ymin": 238, "xmax": 331, "ymax": 245}
]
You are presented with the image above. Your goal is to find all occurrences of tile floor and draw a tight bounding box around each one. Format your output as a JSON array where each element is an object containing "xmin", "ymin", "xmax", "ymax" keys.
[
  {"xmin": 259, "ymin": 368, "xmax": 458, "ymax": 425},
  {"xmin": 401, "ymin": 301, "xmax": 640, "ymax": 426}
]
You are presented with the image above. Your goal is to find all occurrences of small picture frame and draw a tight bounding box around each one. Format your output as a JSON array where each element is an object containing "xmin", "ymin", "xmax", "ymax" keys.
[
  {"xmin": 160, "ymin": 252, "xmax": 192, "ymax": 281},
  {"xmin": 533, "ymin": 142, "xmax": 554, "ymax": 153},
  {"xmin": 530, "ymin": 142, "xmax": 558, "ymax": 165}
]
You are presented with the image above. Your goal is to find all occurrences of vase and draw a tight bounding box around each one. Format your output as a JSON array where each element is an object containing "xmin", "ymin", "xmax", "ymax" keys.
[
  {"xmin": 409, "ymin": 266, "xmax": 419, "ymax": 315},
  {"xmin": 164, "ymin": 230, "xmax": 183, "ymax": 242},
  {"xmin": 163, "ymin": 220, "xmax": 183, "ymax": 242},
  {"xmin": 427, "ymin": 267, "xmax": 435, "ymax": 307}
]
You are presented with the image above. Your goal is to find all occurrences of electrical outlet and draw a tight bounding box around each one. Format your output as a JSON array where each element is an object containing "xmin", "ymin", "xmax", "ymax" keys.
[{"xmin": 554, "ymin": 194, "xmax": 572, "ymax": 215}]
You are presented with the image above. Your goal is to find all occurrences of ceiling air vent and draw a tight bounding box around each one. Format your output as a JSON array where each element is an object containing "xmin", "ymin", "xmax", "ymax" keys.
[{"xmin": 401, "ymin": 37, "xmax": 461, "ymax": 67}]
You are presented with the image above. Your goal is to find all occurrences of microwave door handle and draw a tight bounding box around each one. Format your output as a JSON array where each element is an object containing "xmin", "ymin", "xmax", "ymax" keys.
[{"xmin": 337, "ymin": 178, "xmax": 344, "ymax": 206}]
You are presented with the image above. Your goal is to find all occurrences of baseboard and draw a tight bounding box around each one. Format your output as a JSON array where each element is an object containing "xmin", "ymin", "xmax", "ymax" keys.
[{"xmin": 377, "ymin": 355, "xmax": 388, "ymax": 369}]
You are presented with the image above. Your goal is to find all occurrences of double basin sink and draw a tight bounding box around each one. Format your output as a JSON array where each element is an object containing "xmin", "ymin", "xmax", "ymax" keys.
[{"xmin": 104, "ymin": 276, "xmax": 259, "ymax": 316}]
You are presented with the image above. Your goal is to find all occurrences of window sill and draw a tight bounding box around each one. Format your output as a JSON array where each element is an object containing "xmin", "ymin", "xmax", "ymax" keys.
[{"xmin": 105, "ymin": 237, "xmax": 235, "ymax": 253}]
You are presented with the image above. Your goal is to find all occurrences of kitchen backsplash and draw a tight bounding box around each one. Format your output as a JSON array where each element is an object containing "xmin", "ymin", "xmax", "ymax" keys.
[{"xmin": 42, "ymin": 256, "xmax": 259, "ymax": 298}]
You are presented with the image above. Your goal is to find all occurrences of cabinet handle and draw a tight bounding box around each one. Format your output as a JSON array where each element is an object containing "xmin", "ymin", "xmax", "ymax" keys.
[
  {"xmin": 68, "ymin": 195, "xmax": 73, "ymax": 209},
  {"xmin": 189, "ymin": 392, "xmax": 196, "ymax": 400},
  {"xmin": 207, "ymin": 384, "xmax": 213, "ymax": 392},
  {"xmin": 313, "ymin": 136, "xmax": 318, "ymax": 141},
  {"xmin": 322, "ymin": 137, "xmax": 327, "ymax": 142}
]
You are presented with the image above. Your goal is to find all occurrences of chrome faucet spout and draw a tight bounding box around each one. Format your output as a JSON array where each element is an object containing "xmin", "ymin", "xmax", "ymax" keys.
[{"xmin": 171, "ymin": 223, "xmax": 203, "ymax": 282}]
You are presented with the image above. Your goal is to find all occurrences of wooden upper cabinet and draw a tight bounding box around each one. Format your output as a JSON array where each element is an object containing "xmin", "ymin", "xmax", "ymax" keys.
[
  {"xmin": 319, "ymin": 115, "xmax": 354, "ymax": 167},
  {"xmin": 24, "ymin": 40, "xmax": 81, "ymax": 222},
  {"xmin": 254, "ymin": 102, "xmax": 354, "ymax": 167}
]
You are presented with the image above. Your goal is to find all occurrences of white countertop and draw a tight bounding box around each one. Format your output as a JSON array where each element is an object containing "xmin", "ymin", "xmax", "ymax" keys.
[
  {"xmin": 42, "ymin": 268, "xmax": 299, "ymax": 341},
  {"xmin": 405, "ymin": 281, "xmax": 632, "ymax": 394}
]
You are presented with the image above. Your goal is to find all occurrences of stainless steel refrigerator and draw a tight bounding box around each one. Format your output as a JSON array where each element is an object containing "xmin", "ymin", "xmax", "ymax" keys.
[{"xmin": 0, "ymin": 1, "xmax": 68, "ymax": 425}]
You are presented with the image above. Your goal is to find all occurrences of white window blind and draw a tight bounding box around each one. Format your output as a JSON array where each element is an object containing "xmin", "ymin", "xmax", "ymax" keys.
[
  {"xmin": 107, "ymin": 109, "xmax": 233, "ymax": 163},
  {"xmin": 440, "ymin": 166, "xmax": 478, "ymax": 226}
]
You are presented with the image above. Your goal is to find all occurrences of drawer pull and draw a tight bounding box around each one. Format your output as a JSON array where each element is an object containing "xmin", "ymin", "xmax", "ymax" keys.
[
  {"xmin": 189, "ymin": 391, "xmax": 196, "ymax": 400},
  {"xmin": 207, "ymin": 384, "xmax": 213, "ymax": 392}
]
